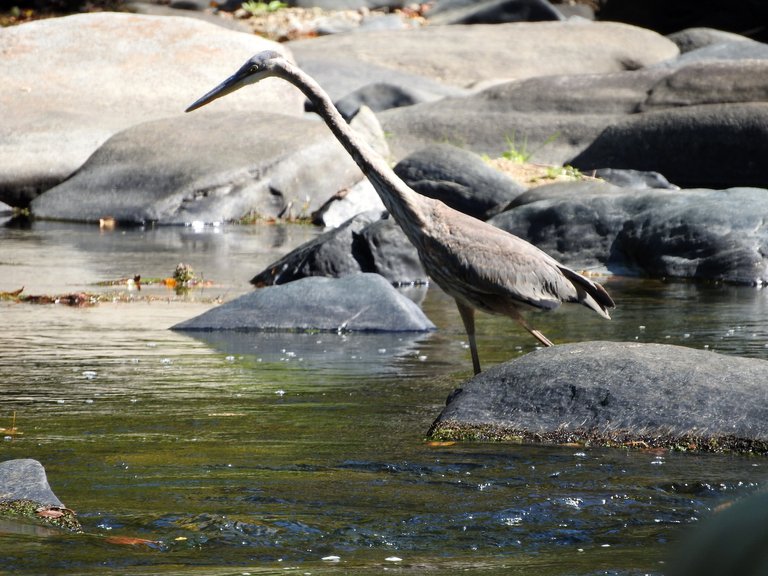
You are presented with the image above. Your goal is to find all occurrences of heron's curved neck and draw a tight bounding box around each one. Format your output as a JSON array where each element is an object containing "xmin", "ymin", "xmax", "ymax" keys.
[{"xmin": 276, "ymin": 63, "xmax": 429, "ymax": 235}]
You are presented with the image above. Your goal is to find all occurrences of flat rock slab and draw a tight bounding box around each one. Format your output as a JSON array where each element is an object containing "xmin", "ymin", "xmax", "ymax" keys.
[
  {"xmin": 0, "ymin": 12, "xmax": 302, "ymax": 208},
  {"xmin": 287, "ymin": 21, "xmax": 678, "ymax": 89},
  {"xmin": 172, "ymin": 273, "xmax": 435, "ymax": 332},
  {"xmin": 428, "ymin": 341, "xmax": 768, "ymax": 454},
  {"xmin": 30, "ymin": 111, "xmax": 382, "ymax": 225},
  {"xmin": 0, "ymin": 459, "xmax": 64, "ymax": 507}
]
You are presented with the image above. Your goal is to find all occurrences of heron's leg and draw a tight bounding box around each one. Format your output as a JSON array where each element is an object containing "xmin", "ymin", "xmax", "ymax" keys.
[
  {"xmin": 510, "ymin": 308, "xmax": 554, "ymax": 347},
  {"xmin": 456, "ymin": 301, "xmax": 482, "ymax": 375}
]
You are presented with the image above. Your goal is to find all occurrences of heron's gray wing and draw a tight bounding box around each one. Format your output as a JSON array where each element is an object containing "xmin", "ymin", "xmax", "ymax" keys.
[{"xmin": 422, "ymin": 207, "xmax": 579, "ymax": 310}]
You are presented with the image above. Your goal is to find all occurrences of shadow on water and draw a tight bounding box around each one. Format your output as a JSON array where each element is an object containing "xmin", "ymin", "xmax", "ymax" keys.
[{"xmin": 0, "ymin": 221, "xmax": 766, "ymax": 575}]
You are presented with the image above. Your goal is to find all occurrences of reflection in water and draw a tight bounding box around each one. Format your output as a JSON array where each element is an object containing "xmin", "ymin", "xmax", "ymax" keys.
[
  {"xmin": 185, "ymin": 331, "xmax": 433, "ymax": 376},
  {"xmin": 0, "ymin": 221, "xmax": 766, "ymax": 575}
]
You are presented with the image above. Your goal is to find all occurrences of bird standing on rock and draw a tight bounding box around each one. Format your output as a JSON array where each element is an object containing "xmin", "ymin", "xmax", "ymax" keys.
[{"xmin": 186, "ymin": 50, "xmax": 615, "ymax": 375}]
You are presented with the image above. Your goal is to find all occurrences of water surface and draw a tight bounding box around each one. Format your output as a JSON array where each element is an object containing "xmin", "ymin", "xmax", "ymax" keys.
[{"xmin": 0, "ymin": 220, "xmax": 765, "ymax": 575}]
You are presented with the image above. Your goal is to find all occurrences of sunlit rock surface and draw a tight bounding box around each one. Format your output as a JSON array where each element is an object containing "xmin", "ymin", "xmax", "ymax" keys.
[
  {"xmin": 429, "ymin": 341, "xmax": 768, "ymax": 454},
  {"xmin": 172, "ymin": 273, "xmax": 435, "ymax": 332},
  {"xmin": 30, "ymin": 112, "xmax": 385, "ymax": 225},
  {"xmin": 0, "ymin": 12, "xmax": 302, "ymax": 208}
]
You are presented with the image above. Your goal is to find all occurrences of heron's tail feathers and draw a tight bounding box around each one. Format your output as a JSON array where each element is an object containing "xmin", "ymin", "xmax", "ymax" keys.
[{"xmin": 558, "ymin": 267, "xmax": 615, "ymax": 320}]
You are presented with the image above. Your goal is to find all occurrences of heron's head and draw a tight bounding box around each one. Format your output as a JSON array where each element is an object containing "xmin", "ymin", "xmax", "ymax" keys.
[{"xmin": 186, "ymin": 50, "xmax": 288, "ymax": 112}]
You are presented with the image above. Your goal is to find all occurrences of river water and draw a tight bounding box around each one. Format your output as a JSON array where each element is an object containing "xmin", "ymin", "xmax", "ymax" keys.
[{"xmin": 0, "ymin": 219, "xmax": 765, "ymax": 575}]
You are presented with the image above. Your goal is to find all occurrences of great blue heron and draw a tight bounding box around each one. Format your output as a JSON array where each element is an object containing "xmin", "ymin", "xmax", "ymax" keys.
[{"xmin": 186, "ymin": 50, "xmax": 615, "ymax": 374}]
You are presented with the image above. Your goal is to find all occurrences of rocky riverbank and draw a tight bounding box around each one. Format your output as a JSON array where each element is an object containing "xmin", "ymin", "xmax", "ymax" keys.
[{"xmin": 3, "ymin": 0, "xmax": 768, "ymax": 452}]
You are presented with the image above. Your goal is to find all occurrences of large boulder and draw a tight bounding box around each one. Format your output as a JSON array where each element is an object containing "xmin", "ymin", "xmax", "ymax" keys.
[
  {"xmin": 379, "ymin": 67, "xmax": 667, "ymax": 162},
  {"xmin": 287, "ymin": 21, "xmax": 679, "ymax": 90},
  {"xmin": 30, "ymin": 110, "xmax": 386, "ymax": 225},
  {"xmin": 0, "ymin": 12, "xmax": 302, "ymax": 208},
  {"xmin": 172, "ymin": 273, "xmax": 435, "ymax": 332},
  {"xmin": 570, "ymin": 103, "xmax": 768, "ymax": 188},
  {"xmin": 251, "ymin": 211, "xmax": 426, "ymax": 286},
  {"xmin": 597, "ymin": 0, "xmax": 768, "ymax": 43},
  {"xmin": 491, "ymin": 182, "xmax": 768, "ymax": 284},
  {"xmin": 393, "ymin": 144, "xmax": 525, "ymax": 220},
  {"xmin": 426, "ymin": 0, "xmax": 565, "ymax": 25},
  {"xmin": 428, "ymin": 341, "xmax": 768, "ymax": 454}
]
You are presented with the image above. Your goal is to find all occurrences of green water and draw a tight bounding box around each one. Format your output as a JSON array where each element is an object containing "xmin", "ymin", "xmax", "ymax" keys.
[{"xmin": 0, "ymin": 221, "xmax": 765, "ymax": 575}]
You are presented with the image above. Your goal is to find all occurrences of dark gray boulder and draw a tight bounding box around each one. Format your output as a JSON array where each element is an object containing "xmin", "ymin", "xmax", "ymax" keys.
[
  {"xmin": 393, "ymin": 144, "xmax": 525, "ymax": 220},
  {"xmin": 251, "ymin": 211, "xmax": 426, "ymax": 286},
  {"xmin": 669, "ymin": 490, "xmax": 768, "ymax": 576},
  {"xmin": 666, "ymin": 26, "xmax": 752, "ymax": 53},
  {"xmin": 30, "ymin": 110, "xmax": 385, "ymax": 225},
  {"xmin": 172, "ymin": 273, "xmax": 435, "ymax": 332},
  {"xmin": 292, "ymin": 57, "xmax": 468, "ymax": 108},
  {"xmin": 570, "ymin": 103, "xmax": 768, "ymax": 189},
  {"xmin": 379, "ymin": 67, "xmax": 667, "ymax": 163},
  {"xmin": 641, "ymin": 60, "xmax": 768, "ymax": 110},
  {"xmin": 0, "ymin": 459, "xmax": 64, "ymax": 507},
  {"xmin": 427, "ymin": 0, "xmax": 565, "ymax": 25},
  {"xmin": 288, "ymin": 0, "xmax": 406, "ymax": 9},
  {"xmin": 0, "ymin": 12, "xmax": 301, "ymax": 208},
  {"xmin": 335, "ymin": 83, "xmax": 437, "ymax": 122},
  {"xmin": 428, "ymin": 341, "xmax": 768, "ymax": 454},
  {"xmin": 491, "ymin": 182, "xmax": 768, "ymax": 284},
  {"xmin": 596, "ymin": 0, "xmax": 768, "ymax": 44}
]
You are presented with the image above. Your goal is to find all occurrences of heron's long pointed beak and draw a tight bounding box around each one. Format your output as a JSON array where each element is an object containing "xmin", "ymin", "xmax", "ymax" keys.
[{"xmin": 185, "ymin": 69, "xmax": 250, "ymax": 113}]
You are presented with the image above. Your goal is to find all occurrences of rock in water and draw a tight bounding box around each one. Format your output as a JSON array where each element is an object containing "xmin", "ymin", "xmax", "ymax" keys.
[
  {"xmin": 428, "ymin": 341, "xmax": 768, "ymax": 454},
  {"xmin": 172, "ymin": 273, "xmax": 435, "ymax": 332},
  {"xmin": 0, "ymin": 459, "xmax": 64, "ymax": 507}
]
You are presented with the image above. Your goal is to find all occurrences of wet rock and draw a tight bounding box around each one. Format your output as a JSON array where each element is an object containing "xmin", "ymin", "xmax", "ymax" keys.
[
  {"xmin": 0, "ymin": 12, "xmax": 302, "ymax": 209},
  {"xmin": 0, "ymin": 459, "xmax": 64, "ymax": 508},
  {"xmin": 428, "ymin": 341, "xmax": 768, "ymax": 455},
  {"xmin": 251, "ymin": 211, "xmax": 425, "ymax": 286},
  {"xmin": 570, "ymin": 103, "xmax": 768, "ymax": 189},
  {"xmin": 427, "ymin": 0, "xmax": 565, "ymax": 25},
  {"xmin": 30, "ymin": 111, "xmax": 386, "ymax": 225},
  {"xmin": 669, "ymin": 490, "xmax": 768, "ymax": 576},
  {"xmin": 172, "ymin": 273, "xmax": 435, "ymax": 332},
  {"xmin": 491, "ymin": 181, "xmax": 768, "ymax": 284},
  {"xmin": 393, "ymin": 144, "xmax": 525, "ymax": 220}
]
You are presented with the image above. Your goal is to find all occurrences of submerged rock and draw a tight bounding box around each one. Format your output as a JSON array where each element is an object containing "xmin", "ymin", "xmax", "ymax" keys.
[
  {"xmin": 428, "ymin": 341, "xmax": 768, "ymax": 454},
  {"xmin": 172, "ymin": 273, "xmax": 435, "ymax": 332},
  {"xmin": 0, "ymin": 459, "xmax": 81, "ymax": 533},
  {"xmin": 0, "ymin": 459, "xmax": 63, "ymax": 507}
]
